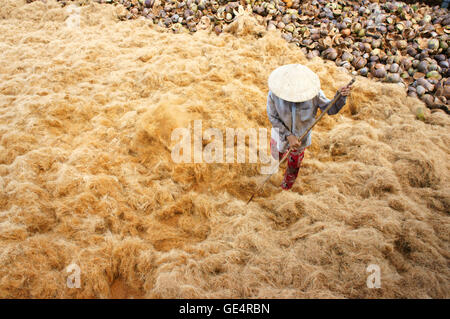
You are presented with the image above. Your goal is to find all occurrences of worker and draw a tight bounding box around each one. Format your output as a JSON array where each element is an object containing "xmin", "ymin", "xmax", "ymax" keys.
[{"xmin": 267, "ymin": 64, "xmax": 352, "ymax": 190}]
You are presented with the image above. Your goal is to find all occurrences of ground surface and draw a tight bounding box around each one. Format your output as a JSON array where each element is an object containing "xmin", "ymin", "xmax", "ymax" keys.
[{"xmin": 0, "ymin": 0, "xmax": 449, "ymax": 298}]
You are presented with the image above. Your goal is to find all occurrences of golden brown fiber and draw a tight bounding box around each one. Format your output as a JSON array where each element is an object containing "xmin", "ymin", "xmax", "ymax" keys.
[{"xmin": 0, "ymin": 1, "xmax": 449, "ymax": 298}]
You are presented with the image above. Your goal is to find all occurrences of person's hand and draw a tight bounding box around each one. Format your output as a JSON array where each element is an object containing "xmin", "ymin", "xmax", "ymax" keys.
[
  {"xmin": 287, "ymin": 135, "xmax": 301, "ymax": 149},
  {"xmin": 339, "ymin": 84, "xmax": 353, "ymax": 97}
]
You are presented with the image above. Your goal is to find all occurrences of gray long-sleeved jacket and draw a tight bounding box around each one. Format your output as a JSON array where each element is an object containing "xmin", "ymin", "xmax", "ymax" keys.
[{"xmin": 267, "ymin": 90, "xmax": 347, "ymax": 153}]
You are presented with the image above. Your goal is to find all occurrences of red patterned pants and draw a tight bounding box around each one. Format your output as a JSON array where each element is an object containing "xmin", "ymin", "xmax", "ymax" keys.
[{"xmin": 270, "ymin": 138, "xmax": 305, "ymax": 190}]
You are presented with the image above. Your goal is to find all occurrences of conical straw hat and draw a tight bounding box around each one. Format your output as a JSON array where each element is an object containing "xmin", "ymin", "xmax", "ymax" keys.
[{"xmin": 268, "ymin": 64, "xmax": 321, "ymax": 102}]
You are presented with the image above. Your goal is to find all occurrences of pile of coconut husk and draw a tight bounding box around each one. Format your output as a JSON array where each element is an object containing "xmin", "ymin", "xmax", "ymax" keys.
[
  {"xmin": 2, "ymin": 0, "xmax": 450, "ymax": 299},
  {"xmin": 28, "ymin": 0, "xmax": 450, "ymax": 112}
]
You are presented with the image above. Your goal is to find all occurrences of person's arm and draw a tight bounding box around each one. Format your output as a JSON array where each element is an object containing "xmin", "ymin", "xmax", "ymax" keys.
[
  {"xmin": 266, "ymin": 91, "xmax": 292, "ymax": 142},
  {"xmin": 317, "ymin": 90, "xmax": 347, "ymax": 115}
]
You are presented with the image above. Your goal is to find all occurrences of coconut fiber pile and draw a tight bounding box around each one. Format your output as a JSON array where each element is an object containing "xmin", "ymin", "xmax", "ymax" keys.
[
  {"xmin": 30, "ymin": 0, "xmax": 450, "ymax": 112},
  {"xmin": 0, "ymin": 0, "xmax": 449, "ymax": 298}
]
